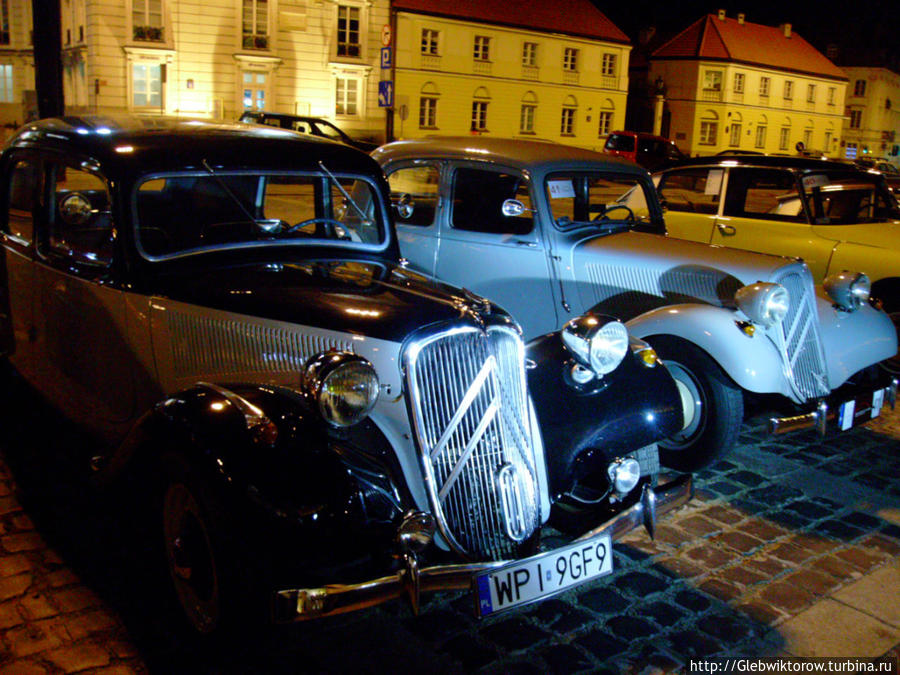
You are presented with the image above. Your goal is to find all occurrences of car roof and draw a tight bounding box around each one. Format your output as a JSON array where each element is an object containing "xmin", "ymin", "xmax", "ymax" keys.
[
  {"xmin": 5, "ymin": 115, "xmax": 377, "ymax": 179},
  {"xmin": 372, "ymin": 136, "xmax": 645, "ymax": 174},
  {"xmin": 663, "ymin": 153, "xmax": 872, "ymax": 173},
  {"xmin": 240, "ymin": 111, "xmax": 327, "ymax": 124}
]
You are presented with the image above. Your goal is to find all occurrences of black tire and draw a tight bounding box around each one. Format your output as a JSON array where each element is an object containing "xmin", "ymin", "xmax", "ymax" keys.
[
  {"xmin": 648, "ymin": 336, "xmax": 744, "ymax": 472},
  {"xmin": 160, "ymin": 453, "xmax": 263, "ymax": 641}
]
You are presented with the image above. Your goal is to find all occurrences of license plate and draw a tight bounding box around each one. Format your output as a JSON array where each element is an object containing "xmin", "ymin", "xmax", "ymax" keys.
[
  {"xmin": 838, "ymin": 386, "xmax": 888, "ymax": 431},
  {"xmin": 474, "ymin": 533, "xmax": 613, "ymax": 617}
]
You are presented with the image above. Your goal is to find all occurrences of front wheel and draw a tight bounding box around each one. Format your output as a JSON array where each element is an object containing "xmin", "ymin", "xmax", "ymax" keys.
[{"xmin": 648, "ymin": 336, "xmax": 744, "ymax": 472}]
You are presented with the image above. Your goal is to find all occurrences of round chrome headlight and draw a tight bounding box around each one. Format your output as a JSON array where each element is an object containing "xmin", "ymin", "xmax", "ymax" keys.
[
  {"xmin": 734, "ymin": 282, "xmax": 790, "ymax": 327},
  {"xmin": 562, "ymin": 314, "xmax": 629, "ymax": 376},
  {"xmin": 824, "ymin": 271, "xmax": 870, "ymax": 312},
  {"xmin": 305, "ymin": 352, "xmax": 380, "ymax": 427}
]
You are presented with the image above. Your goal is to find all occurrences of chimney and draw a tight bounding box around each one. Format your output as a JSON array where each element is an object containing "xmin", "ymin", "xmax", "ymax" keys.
[
  {"xmin": 781, "ymin": 23, "xmax": 792, "ymax": 38},
  {"xmin": 737, "ymin": 13, "xmax": 745, "ymax": 24},
  {"xmin": 717, "ymin": 9, "xmax": 726, "ymax": 20}
]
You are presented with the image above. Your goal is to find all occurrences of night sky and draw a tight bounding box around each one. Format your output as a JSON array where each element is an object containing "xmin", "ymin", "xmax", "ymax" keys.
[{"xmin": 596, "ymin": 1, "xmax": 900, "ymax": 68}]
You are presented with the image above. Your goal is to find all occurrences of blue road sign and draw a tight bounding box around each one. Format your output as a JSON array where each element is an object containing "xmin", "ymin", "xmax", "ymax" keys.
[
  {"xmin": 378, "ymin": 80, "xmax": 394, "ymax": 108},
  {"xmin": 381, "ymin": 47, "xmax": 392, "ymax": 69}
]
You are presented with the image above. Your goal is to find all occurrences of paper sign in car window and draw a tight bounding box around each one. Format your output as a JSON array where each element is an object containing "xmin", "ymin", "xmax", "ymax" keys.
[
  {"xmin": 802, "ymin": 174, "xmax": 830, "ymax": 190},
  {"xmin": 548, "ymin": 180, "xmax": 576, "ymax": 199},
  {"xmin": 705, "ymin": 169, "xmax": 723, "ymax": 195}
]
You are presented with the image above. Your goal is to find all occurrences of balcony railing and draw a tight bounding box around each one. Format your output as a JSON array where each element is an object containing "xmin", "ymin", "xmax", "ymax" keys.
[
  {"xmin": 783, "ymin": 98, "xmax": 793, "ymax": 109},
  {"xmin": 563, "ymin": 71, "xmax": 579, "ymax": 85},
  {"xmin": 522, "ymin": 65, "xmax": 539, "ymax": 80},
  {"xmin": 732, "ymin": 92, "xmax": 744, "ymax": 104},
  {"xmin": 601, "ymin": 75, "xmax": 617, "ymax": 89},
  {"xmin": 473, "ymin": 60, "xmax": 492, "ymax": 75},
  {"xmin": 806, "ymin": 101, "xmax": 816, "ymax": 111},
  {"xmin": 421, "ymin": 54, "xmax": 441, "ymax": 70},
  {"xmin": 700, "ymin": 88, "xmax": 722, "ymax": 102}
]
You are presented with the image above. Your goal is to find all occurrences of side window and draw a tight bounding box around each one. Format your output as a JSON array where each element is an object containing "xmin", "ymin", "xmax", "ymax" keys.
[
  {"xmin": 387, "ymin": 165, "xmax": 440, "ymax": 227},
  {"xmin": 46, "ymin": 163, "xmax": 114, "ymax": 266},
  {"xmin": 6, "ymin": 157, "xmax": 40, "ymax": 243},
  {"xmin": 722, "ymin": 168, "xmax": 804, "ymax": 222},
  {"xmin": 657, "ymin": 169, "xmax": 722, "ymax": 214},
  {"xmin": 451, "ymin": 167, "xmax": 532, "ymax": 235}
]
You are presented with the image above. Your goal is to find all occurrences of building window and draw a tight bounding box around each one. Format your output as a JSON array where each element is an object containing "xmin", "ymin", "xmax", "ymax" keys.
[
  {"xmin": 759, "ymin": 77, "xmax": 770, "ymax": 97},
  {"xmin": 601, "ymin": 53, "xmax": 616, "ymax": 77},
  {"xmin": 807, "ymin": 84, "xmax": 816, "ymax": 103},
  {"xmin": 133, "ymin": 0, "xmax": 164, "ymax": 42},
  {"xmin": 133, "ymin": 62, "xmax": 163, "ymax": 108},
  {"xmin": 699, "ymin": 120, "xmax": 718, "ymax": 145},
  {"xmin": 854, "ymin": 79, "xmax": 866, "ymax": 96},
  {"xmin": 563, "ymin": 48, "xmax": 578, "ymax": 72},
  {"xmin": 242, "ymin": 71, "xmax": 268, "ymax": 110},
  {"xmin": 242, "ymin": 0, "xmax": 268, "ymax": 50},
  {"xmin": 421, "ymin": 28, "xmax": 439, "ymax": 55},
  {"xmin": 704, "ymin": 70, "xmax": 722, "ymax": 91},
  {"xmin": 473, "ymin": 35, "xmax": 490, "ymax": 61},
  {"xmin": 733, "ymin": 73, "xmax": 744, "ymax": 93},
  {"xmin": 729, "ymin": 123, "xmax": 742, "ymax": 147},
  {"xmin": 783, "ymin": 80, "xmax": 793, "ymax": 99},
  {"xmin": 824, "ymin": 130, "xmax": 832, "ymax": 151},
  {"xmin": 755, "ymin": 124, "xmax": 767, "ymax": 148},
  {"xmin": 560, "ymin": 107, "xmax": 575, "ymax": 136},
  {"xmin": 336, "ymin": 6, "xmax": 361, "ymax": 57},
  {"xmin": 522, "ymin": 42, "xmax": 537, "ymax": 67},
  {"xmin": 828, "ymin": 87, "xmax": 836, "ymax": 105},
  {"xmin": 845, "ymin": 142, "xmax": 858, "ymax": 159},
  {"xmin": 803, "ymin": 129, "xmax": 812, "ymax": 147},
  {"xmin": 335, "ymin": 76, "xmax": 359, "ymax": 116},
  {"xmin": 419, "ymin": 97, "xmax": 437, "ymax": 128},
  {"xmin": 471, "ymin": 100, "xmax": 488, "ymax": 131},
  {"xmin": 849, "ymin": 109, "xmax": 862, "ymax": 128},
  {"xmin": 0, "ymin": 0, "xmax": 9, "ymax": 45},
  {"xmin": 520, "ymin": 104, "xmax": 535, "ymax": 133},
  {"xmin": 779, "ymin": 127, "xmax": 790, "ymax": 150},
  {"xmin": 598, "ymin": 110, "xmax": 612, "ymax": 136},
  {"xmin": 0, "ymin": 64, "xmax": 12, "ymax": 103}
]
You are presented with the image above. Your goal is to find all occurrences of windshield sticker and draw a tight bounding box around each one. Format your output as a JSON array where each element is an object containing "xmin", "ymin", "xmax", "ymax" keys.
[
  {"xmin": 548, "ymin": 180, "xmax": 576, "ymax": 199},
  {"xmin": 705, "ymin": 169, "xmax": 724, "ymax": 196},
  {"xmin": 802, "ymin": 174, "xmax": 830, "ymax": 190}
]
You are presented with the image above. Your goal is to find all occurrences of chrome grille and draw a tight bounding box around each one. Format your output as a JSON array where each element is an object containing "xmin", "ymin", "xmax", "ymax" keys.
[
  {"xmin": 406, "ymin": 325, "xmax": 541, "ymax": 561},
  {"xmin": 771, "ymin": 267, "xmax": 830, "ymax": 401}
]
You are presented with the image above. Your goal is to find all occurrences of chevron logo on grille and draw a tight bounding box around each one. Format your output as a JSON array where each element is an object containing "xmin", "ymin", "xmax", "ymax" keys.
[{"xmin": 497, "ymin": 462, "xmax": 529, "ymax": 542}]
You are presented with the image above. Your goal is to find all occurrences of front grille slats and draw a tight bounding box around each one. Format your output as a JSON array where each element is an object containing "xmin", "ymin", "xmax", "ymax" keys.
[
  {"xmin": 771, "ymin": 268, "xmax": 830, "ymax": 401},
  {"xmin": 407, "ymin": 326, "xmax": 541, "ymax": 561}
]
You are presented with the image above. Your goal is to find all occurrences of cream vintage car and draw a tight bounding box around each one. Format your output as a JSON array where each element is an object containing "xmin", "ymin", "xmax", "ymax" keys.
[{"xmin": 653, "ymin": 154, "xmax": 900, "ymax": 372}]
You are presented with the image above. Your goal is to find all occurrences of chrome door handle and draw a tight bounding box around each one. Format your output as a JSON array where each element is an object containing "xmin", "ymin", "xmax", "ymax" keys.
[
  {"xmin": 716, "ymin": 222, "xmax": 736, "ymax": 236},
  {"xmin": 513, "ymin": 240, "xmax": 537, "ymax": 248}
]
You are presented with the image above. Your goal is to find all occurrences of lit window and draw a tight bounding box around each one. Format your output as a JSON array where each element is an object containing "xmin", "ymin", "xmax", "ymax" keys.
[
  {"xmin": 471, "ymin": 100, "xmax": 488, "ymax": 131},
  {"xmin": 336, "ymin": 76, "xmax": 359, "ymax": 116},
  {"xmin": 419, "ymin": 97, "xmax": 437, "ymax": 128},
  {"xmin": 563, "ymin": 48, "xmax": 578, "ymax": 72},
  {"xmin": 133, "ymin": 63, "xmax": 162, "ymax": 108},
  {"xmin": 337, "ymin": 5, "xmax": 360, "ymax": 58},
  {"xmin": 242, "ymin": 71, "xmax": 268, "ymax": 111},
  {"xmin": 133, "ymin": 0, "xmax": 164, "ymax": 42},
  {"xmin": 522, "ymin": 42, "xmax": 537, "ymax": 67},
  {"xmin": 0, "ymin": 64, "xmax": 12, "ymax": 103},
  {"xmin": 601, "ymin": 53, "xmax": 616, "ymax": 77},
  {"xmin": 473, "ymin": 36, "xmax": 490, "ymax": 61},
  {"xmin": 704, "ymin": 71, "xmax": 722, "ymax": 91},
  {"xmin": 421, "ymin": 28, "xmax": 439, "ymax": 55},
  {"xmin": 242, "ymin": 0, "xmax": 268, "ymax": 50}
]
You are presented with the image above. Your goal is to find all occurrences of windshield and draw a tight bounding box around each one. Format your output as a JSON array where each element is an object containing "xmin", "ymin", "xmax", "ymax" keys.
[
  {"xmin": 134, "ymin": 170, "xmax": 385, "ymax": 259},
  {"xmin": 800, "ymin": 172, "xmax": 900, "ymax": 224},
  {"xmin": 545, "ymin": 172, "xmax": 656, "ymax": 232}
]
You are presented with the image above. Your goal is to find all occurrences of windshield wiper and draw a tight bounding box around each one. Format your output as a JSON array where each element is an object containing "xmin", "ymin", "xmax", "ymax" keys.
[
  {"xmin": 201, "ymin": 159, "xmax": 259, "ymax": 225},
  {"xmin": 318, "ymin": 161, "xmax": 372, "ymax": 226}
]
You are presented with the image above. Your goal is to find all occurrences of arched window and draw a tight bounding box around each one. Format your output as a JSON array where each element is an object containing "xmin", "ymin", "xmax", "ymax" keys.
[{"xmin": 520, "ymin": 91, "xmax": 538, "ymax": 134}]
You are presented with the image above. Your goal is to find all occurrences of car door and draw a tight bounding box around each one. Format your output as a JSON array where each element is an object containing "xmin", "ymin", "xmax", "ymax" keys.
[
  {"xmin": 387, "ymin": 162, "xmax": 442, "ymax": 276},
  {"xmin": 0, "ymin": 152, "xmax": 40, "ymax": 381},
  {"xmin": 710, "ymin": 167, "xmax": 833, "ymax": 279},
  {"xmin": 434, "ymin": 163, "xmax": 558, "ymax": 339},
  {"xmin": 656, "ymin": 167, "xmax": 723, "ymax": 243},
  {"xmin": 32, "ymin": 155, "xmax": 136, "ymax": 432}
]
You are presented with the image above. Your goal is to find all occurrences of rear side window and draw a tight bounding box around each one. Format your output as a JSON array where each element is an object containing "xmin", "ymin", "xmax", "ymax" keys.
[
  {"xmin": 451, "ymin": 167, "xmax": 532, "ymax": 235},
  {"xmin": 5, "ymin": 157, "xmax": 40, "ymax": 243},
  {"xmin": 46, "ymin": 163, "xmax": 114, "ymax": 266},
  {"xmin": 387, "ymin": 165, "xmax": 440, "ymax": 227},
  {"xmin": 657, "ymin": 169, "xmax": 722, "ymax": 214},
  {"xmin": 723, "ymin": 168, "xmax": 804, "ymax": 222}
]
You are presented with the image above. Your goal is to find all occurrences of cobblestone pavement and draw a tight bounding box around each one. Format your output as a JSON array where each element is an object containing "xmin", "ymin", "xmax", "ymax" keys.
[{"xmin": 0, "ymin": 386, "xmax": 898, "ymax": 674}]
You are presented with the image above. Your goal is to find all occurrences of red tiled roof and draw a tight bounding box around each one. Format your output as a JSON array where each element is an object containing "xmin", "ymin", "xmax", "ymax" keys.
[
  {"xmin": 652, "ymin": 14, "xmax": 846, "ymax": 80},
  {"xmin": 391, "ymin": 0, "xmax": 629, "ymax": 44}
]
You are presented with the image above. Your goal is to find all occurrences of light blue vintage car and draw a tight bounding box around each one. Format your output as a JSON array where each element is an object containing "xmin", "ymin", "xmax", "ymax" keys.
[{"xmin": 373, "ymin": 138, "xmax": 898, "ymax": 471}]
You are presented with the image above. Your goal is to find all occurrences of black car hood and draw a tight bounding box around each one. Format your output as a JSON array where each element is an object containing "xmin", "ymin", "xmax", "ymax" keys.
[{"xmin": 152, "ymin": 259, "xmax": 503, "ymax": 341}]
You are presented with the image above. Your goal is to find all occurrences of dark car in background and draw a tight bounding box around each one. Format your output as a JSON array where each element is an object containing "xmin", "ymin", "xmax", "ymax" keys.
[
  {"xmin": 0, "ymin": 117, "xmax": 691, "ymax": 638},
  {"xmin": 602, "ymin": 130, "xmax": 685, "ymax": 170},
  {"xmin": 239, "ymin": 110, "xmax": 378, "ymax": 152}
]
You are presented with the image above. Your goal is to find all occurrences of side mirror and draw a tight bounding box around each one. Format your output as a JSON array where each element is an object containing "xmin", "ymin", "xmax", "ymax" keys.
[
  {"xmin": 393, "ymin": 193, "xmax": 414, "ymax": 220},
  {"xmin": 501, "ymin": 198, "xmax": 531, "ymax": 217}
]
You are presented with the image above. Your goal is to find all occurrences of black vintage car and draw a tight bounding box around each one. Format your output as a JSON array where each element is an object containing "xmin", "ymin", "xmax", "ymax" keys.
[{"xmin": 0, "ymin": 117, "xmax": 689, "ymax": 637}]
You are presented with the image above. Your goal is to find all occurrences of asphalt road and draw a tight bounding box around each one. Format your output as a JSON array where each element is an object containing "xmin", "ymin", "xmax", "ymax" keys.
[{"xmin": 0, "ymin": 378, "xmax": 898, "ymax": 674}]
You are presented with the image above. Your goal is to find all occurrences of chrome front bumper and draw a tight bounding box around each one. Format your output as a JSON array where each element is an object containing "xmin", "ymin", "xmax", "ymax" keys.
[
  {"xmin": 768, "ymin": 377, "xmax": 897, "ymax": 436},
  {"xmin": 272, "ymin": 474, "xmax": 692, "ymax": 622}
]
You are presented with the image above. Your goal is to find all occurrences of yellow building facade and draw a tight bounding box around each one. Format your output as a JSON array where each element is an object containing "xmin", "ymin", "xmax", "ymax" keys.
[
  {"xmin": 649, "ymin": 12, "xmax": 847, "ymax": 157},
  {"xmin": 390, "ymin": 1, "xmax": 630, "ymax": 151},
  {"xmin": 841, "ymin": 66, "xmax": 900, "ymax": 163}
]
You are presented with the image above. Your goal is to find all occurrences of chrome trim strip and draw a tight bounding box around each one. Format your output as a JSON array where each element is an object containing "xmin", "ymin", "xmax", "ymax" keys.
[{"xmin": 272, "ymin": 475, "xmax": 693, "ymax": 622}]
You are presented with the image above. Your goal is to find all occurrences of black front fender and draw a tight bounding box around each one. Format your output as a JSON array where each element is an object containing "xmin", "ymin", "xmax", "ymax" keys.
[{"xmin": 526, "ymin": 332, "xmax": 683, "ymax": 497}]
